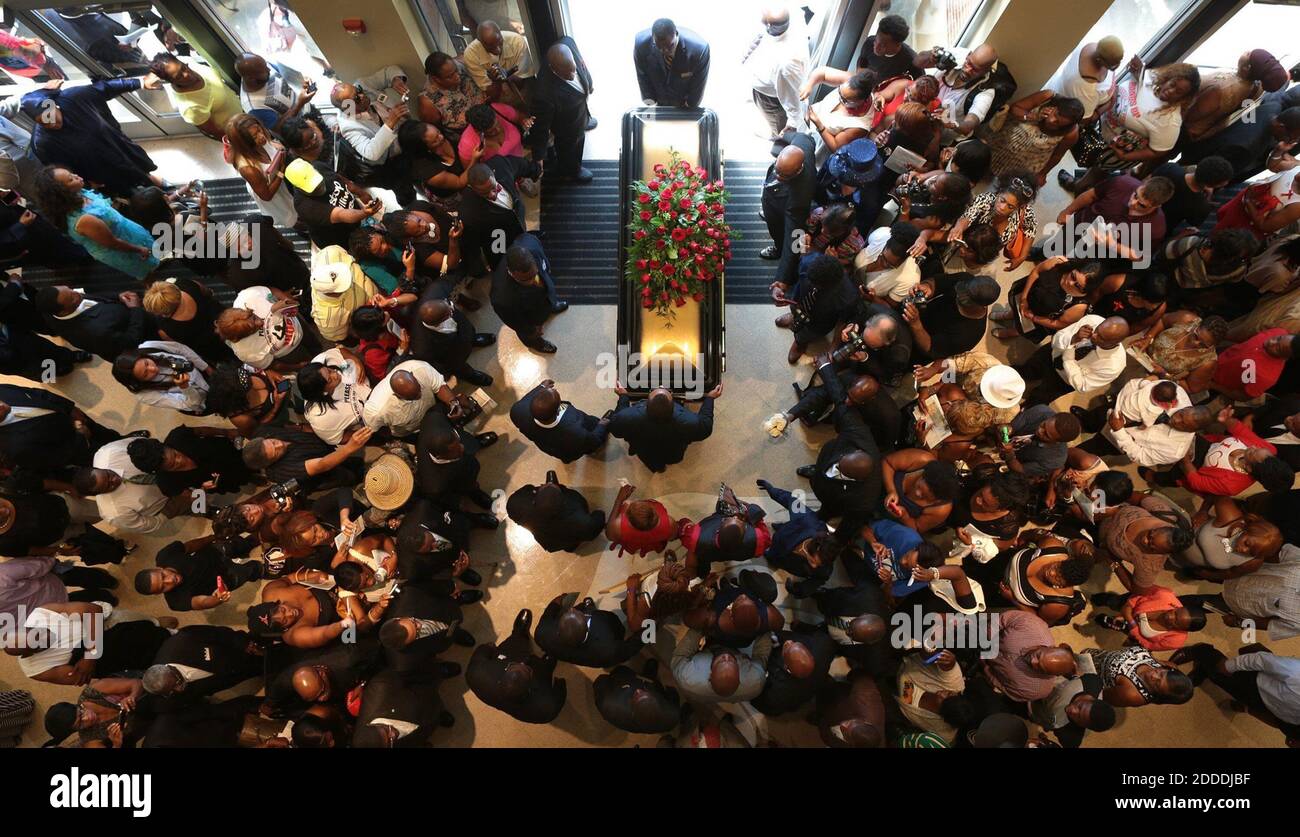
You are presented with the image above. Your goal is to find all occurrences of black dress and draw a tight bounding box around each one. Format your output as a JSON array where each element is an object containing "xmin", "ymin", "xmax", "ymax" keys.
[{"xmin": 154, "ymin": 277, "xmax": 235, "ymax": 365}]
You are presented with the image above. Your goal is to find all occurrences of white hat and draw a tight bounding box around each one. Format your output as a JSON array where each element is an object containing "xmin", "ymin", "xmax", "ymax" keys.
[
  {"xmin": 979, "ymin": 365, "xmax": 1024, "ymax": 410},
  {"xmin": 310, "ymin": 261, "xmax": 353, "ymax": 295}
]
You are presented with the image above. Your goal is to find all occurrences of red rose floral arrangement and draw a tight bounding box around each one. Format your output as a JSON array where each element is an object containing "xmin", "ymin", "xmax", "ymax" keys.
[{"xmin": 626, "ymin": 150, "xmax": 736, "ymax": 320}]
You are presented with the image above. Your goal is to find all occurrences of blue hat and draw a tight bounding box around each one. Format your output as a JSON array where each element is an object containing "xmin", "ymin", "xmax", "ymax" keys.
[{"xmin": 828, "ymin": 138, "xmax": 883, "ymax": 187}]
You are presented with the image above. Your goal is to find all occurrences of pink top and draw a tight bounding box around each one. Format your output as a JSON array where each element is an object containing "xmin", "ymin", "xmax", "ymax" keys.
[
  {"xmin": 1126, "ymin": 586, "xmax": 1188, "ymax": 651},
  {"xmin": 457, "ymin": 103, "xmax": 524, "ymax": 165}
]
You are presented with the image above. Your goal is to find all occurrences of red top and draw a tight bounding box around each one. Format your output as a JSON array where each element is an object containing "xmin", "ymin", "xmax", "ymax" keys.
[
  {"xmin": 1212, "ymin": 327, "xmax": 1288, "ymax": 398},
  {"xmin": 1179, "ymin": 419, "xmax": 1277, "ymax": 496},
  {"xmin": 358, "ymin": 332, "xmax": 400, "ymax": 384},
  {"xmin": 1126, "ymin": 586, "xmax": 1188, "ymax": 651},
  {"xmin": 679, "ymin": 517, "xmax": 772, "ymax": 560},
  {"xmin": 611, "ymin": 500, "xmax": 679, "ymax": 557}
]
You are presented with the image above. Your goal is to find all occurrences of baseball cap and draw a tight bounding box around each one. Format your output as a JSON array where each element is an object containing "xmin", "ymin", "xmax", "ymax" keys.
[{"xmin": 285, "ymin": 158, "xmax": 324, "ymax": 193}]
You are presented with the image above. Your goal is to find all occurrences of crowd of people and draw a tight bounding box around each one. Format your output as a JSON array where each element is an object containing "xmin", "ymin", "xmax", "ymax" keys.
[{"xmin": 1, "ymin": 6, "xmax": 1299, "ymax": 749}]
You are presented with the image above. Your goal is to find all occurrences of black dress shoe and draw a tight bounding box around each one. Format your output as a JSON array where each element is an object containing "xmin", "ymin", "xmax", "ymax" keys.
[
  {"xmin": 1057, "ymin": 170, "xmax": 1078, "ymax": 193},
  {"xmin": 586, "ymin": 116, "xmax": 598, "ymax": 131},
  {"xmin": 569, "ymin": 167, "xmax": 594, "ymax": 182},
  {"xmin": 452, "ymin": 627, "xmax": 476, "ymax": 647},
  {"xmin": 72, "ymin": 351, "xmax": 93, "ymax": 364},
  {"xmin": 458, "ymin": 568, "xmax": 483, "ymax": 586},
  {"xmin": 796, "ymin": 464, "xmax": 818, "ymax": 479},
  {"xmin": 461, "ymin": 368, "xmax": 493, "ymax": 387},
  {"xmin": 456, "ymin": 589, "xmax": 485, "ymax": 605},
  {"xmin": 759, "ymin": 245, "xmax": 780, "ymax": 260},
  {"xmin": 467, "ymin": 511, "xmax": 499, "ymax": 530},
  {"xmin": 528, "ymin": 339, "xmax": 558, "ymax": 354},
  {"xmin": 125, "ymin": 430, "xmax": 152, "ymax": 439},
  {"xmin": 436, "ymin": 661, "xmax": 462, "ymax": 678},
  {"xmin": 468, "ymin": 488, "xmax": 495, "ymax": 509},
  {"xmin": 472, "ymin": 333, "xmax": 496, "ymax": 347},
  {"xmin": 551, "ymin": 300, "xmax": 569, "ymax": 314},
  {"xmin": 474, "ymin": 431, "xmax": 499, "ymax": 448}
]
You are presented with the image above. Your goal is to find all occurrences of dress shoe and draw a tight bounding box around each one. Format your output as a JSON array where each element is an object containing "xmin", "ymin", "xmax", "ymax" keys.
[
  {"xmin": 453, "ymin": 293, "xmax": 481, "ymax": 312},
  {"xmin": 452, "ymin": 627, "xmax": 476, "ymax": 647},
  {"xmin": 458, "ymin": 568, "xmax": 483, "ymax": 586},
  {"xmin": 791, "ymin": 381, "xmax": 804, "ymax": 400},
  {"xmin": 551, "ymin": 300, "xmax": 569, "ymax": 314},
  {"xmin": 472, "ymin": 333, "xmax": 496, "ymax": 347},
  {"xmin": 759, "ymin": 245, "xmax": 780, "ymax": 260},
  {"xmin": 527, "ymin": 339, "xmax": 558, "ymax": 354},
  {"xmin": 775, "ymin": 312, "xmax": 793, "ymax": 328},
  {"xmin": 796, "ymin": 464, "xmax": 818, "ymax": 479},
  {"xmin": 788, "ymin": 340, "xmax": 804, "ymax": 365},
  {"xmin": 467, "ymin": 511, "xmax": 499, "ymax": 530},
  {"xmin": 436, "ymin": 661, "xmax": 462, "ymax": 678},
  {"xmin": 468, "ymin": 488, "xmax": 495, "ymax": 509},
  {"xmin": 569, "ymin": 167, "xmax": 594, "ymax": 182},
  {"xmin": 474, "ymin": 431, "xmax": 499, "ymax": 449},
  {"xmin": 586, "ymin": 116, "xmax": 598, "ymax": 131},
  {"xmin": 72, "ymin": 351, "xmax": 93, "ymax": 364},
  {"xmin": 455, "ymin": 589, "xmax": 485, "ymax": 605},
  {"xmin": 125, "ymin": 430, "xmax": 152, "ymax": 439},
  {"xmin": 461, "ymin": 368, "xmax": 493, "ymax": 387},
  {"xmin": 1070, "ymin": 405, "xmax": 1100, "ymax": 434},
  {"xmin": 1057, "ymin": 170, "xmax": 1078, "ymax": 193}
]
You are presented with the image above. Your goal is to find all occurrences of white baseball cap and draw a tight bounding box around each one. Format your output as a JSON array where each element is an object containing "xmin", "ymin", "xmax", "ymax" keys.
[{"xmin": 310, "ymin": 261, "xmax": 353, "ymax": 294}]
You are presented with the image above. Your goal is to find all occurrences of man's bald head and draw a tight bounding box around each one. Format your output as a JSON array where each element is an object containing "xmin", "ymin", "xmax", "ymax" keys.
[
  {"xmin": 848, "ymin": 614, "xmax": 887, "ymax": 644},
  {"xmin": 477, "ymin": 21, "xmax": 503, "ymax": 53},
  {"xmin": 629, "ymin": 689, "xmax": 660, "ymax": 727},
  {"xmin": 418, "ymin": 298, "xmax": 452, "ymax": 328},
  {"xmin": 969, "ymin": 44, "xmax": 998, "ymax": 70},
  {"xmin": 534, "ymin": 481, "xmax": 564, "ymax": 516},
  {"xmin": 847, "ymin": 375, "xmax": 880, "ymax": 406},
  {"xmin": 782, "ymin": 641, "xmax": 815, "ymax": 678},
  {"xmin": 1093, "ymin": 316, "xmax": 1130, "ymax": 349},
  {"xmin": 709, "ymin": 651, "xmax": 741, "ymax": 696},
  {"xmin": 838, "ymin": 451, "xmax": 875, "ymax": 481},
  {"xmin": 775, "ymin": 144, "xmax": 806, "ymax": 179},
  {"xmin": 718, "ymin": 516, "xmax": 746, "ymax": 552},
  {"xmin": 329, "ymin": 82, "xmax": 357, "ymax": 109},
  {"xmin": 646, "ymin": 388, "xmax": 675, "ymax": 421},
  {"xmin": 762, "ymin": 6, "xmax": 791, "ymax": 26},
  {"xmin": 555, "ymin": 608, "xmax": 589, "ymax": 648},
  {"xmin": 234, "ymin": 52, "xmax": 268, "ymax": 84},
  {"xmin": 390, "ymin": 370, "xmax": 421, "ymax": 401},
  {"xmin": 530, "ymin": 384, "xmax": 561, "ymax": 422},
  {"xmin": 547, "ymin": 43, "xmax": 576, "ymax": 79},
  {"xmin": 1035, "ymin": 647, "xmax": 1077, "ymax": 677},
  {"xmin": 292, "ymin": 666, "xmax": 329, "ymax": 702}
]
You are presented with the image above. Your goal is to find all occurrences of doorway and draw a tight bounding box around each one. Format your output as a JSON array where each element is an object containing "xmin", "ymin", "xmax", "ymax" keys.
[{"xmin": 561, "ymin": 0, "xmax": 840, "ymax": 161}]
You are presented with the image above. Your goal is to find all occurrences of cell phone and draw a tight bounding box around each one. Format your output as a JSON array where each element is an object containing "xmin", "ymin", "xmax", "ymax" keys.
[
  {"xmin": 377, "ymin": 92, "xmax": 390, "ymax": 106},
  {"xmin": 923, "ymin": 651, "xmax": 944, "ymax": 665},
  {"xmin": 999, "ymin": 426, "xmax": 1012, "ymax": 445}
]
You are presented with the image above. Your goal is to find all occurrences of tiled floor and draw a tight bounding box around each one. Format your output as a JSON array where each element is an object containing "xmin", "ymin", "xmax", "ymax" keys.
[{"xmin": 4, "ymin": 131, "xmax": 1296, "ymax": 749}]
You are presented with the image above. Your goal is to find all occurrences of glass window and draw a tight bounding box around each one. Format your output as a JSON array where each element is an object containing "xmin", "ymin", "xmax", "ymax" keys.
[
  {"xmin": 1184, "ymin": 0, "xmax": 1300, "ymax": 74},
  {"xmin": 201, "ymin": 0, "xmax": 333, "ymax": 105},
  {"xmin": 0, "ymin": 16, "xmax": 141, "ymax": 126},
  {"xmin": 412, "ymin": 0, "xmax": 536, "ymax": 55},
  {"xmin": 1047, "ymin": 0, "xmax": 1196, "ymax": 82},
  {"xmin": 867, "ymin": 0, "xmax": 991, "ymax": 53}
]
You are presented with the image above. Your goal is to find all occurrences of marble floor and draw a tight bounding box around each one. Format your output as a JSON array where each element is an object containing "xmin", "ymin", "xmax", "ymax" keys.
[{"xmin": 3, "ymin": 135, "xmax": 1296, "ymax": 749}]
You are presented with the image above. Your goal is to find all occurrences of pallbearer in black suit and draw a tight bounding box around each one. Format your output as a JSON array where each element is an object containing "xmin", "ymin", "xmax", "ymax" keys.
[
  {"xmin": 378, "ymin": 582, "xmax": 475, "ymax": 676},
  {"xmin": 0, "ymin": 382, "xmax": 122, "ymax": 475},
  {"xmin": 415, "ymin": 410, "xmax": 500, "ymax": 520},
  {"xmin": 506, "ymin": 471, "xmax": 606, "ymax": 553},
  {"xmin": 459, "ymin": 157, "xmax": 537, "ymax": 274},
  {"xmin": 509, "ymin": 379, "xmax": 610, "ymax": 463},
  {"xmin": 466, "ymin": 608, "xmax": 567, "ymax": 724},
  {"xmin": 634, "ymin": 19, "xmax": 710, "ymax": 108},
  {"xmin": 796, "ymin": 354, "xmax": 882, "ymax": 529},
  {"xmin": 351, "ymin": 668, "xmax": 455, "ymax": 748},
  {"xmin": 761, "ymin": 128, "xmax": 816, "ymax": 288},
  {"xmin": 750, "ymin": 627, "xmax": 837, "ymax": 716},
  {"xmin": 409, "ymin": 295, "xmax": 495, "ymax": 388},
  {"xmin": 141, "ymin": 625, "xmax": 263, "ymax": 707},
  {"xmin": 534, "ymin": 592, "xmax": 643, "ymax": 667},
  {"xmin": 490, "ymin": 234, "xmax": 568, "ymax": 353},
  {"xmin": 593, "ymin": 659, "xmax": 684, "ymax": 734},
  {"xmin": 529, "ymin": 39, "xmax": 595, "ymax": 182},
  {"xmin": 609, "ymin": 382, "xmax": 722, "ymax": 473}
]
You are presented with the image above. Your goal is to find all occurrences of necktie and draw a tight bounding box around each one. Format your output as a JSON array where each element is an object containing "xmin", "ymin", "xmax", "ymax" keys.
[
  {"xmin": 1074, "ymin": 343, "xmax": 1095, "ymax": 361},
  {"xmin": 125, "ymin": 472, "xmax": 157, "ymax": 485},
  {"xmin": 1154, "ymin": 413, "xmax": 1171, "ymax": 426},
  {"xmin": 664, "ymin": 49, "xmax": 674, "ymax": 72}
]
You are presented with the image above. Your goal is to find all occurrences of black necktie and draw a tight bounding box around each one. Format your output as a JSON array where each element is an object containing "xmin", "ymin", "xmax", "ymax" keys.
[
  {"xmin": 1074, "ymin": 344, "xmax": 1095, "ymax": 361},
  {"xmin": 1154, "ymin": 413, "xmax": 1171, "ymax": 426}
]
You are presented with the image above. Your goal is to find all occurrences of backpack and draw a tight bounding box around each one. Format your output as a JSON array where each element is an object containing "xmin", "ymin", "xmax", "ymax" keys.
[
  {"xmin": 332, "ymin": 123, "xmax": 379, "ymax": 183},
  {"xmin": 964, "ymin": 61, "xmax": 1019, "ymax": 123}
]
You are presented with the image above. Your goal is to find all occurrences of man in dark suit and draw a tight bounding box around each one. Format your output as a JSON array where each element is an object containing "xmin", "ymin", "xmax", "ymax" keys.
[
  {"xmin": 761, "ymin": 132, "xmax": 816, "ymax": 287},
  {"xmin": 757, "ymin": 479, "xmax": 837, "ymax": 597},
  {"xmin": 634, "ymin": 19, "xmax": 710, "ymax": 108},
  {"xmin": 141, "ymin": 625, "xmax": 263, "ymax": 707},
  {"xmin": 1249, "ymin": 394, "xmax": 1300, "ymax": 469},
  {"xmin": 466, "ymin": 608, "xmax": 567, "ymax": 724},
  {"xmin": 261, "ymin": 635, "xmax": 383, "ymax": 717},
  {"xmin": 506, "ymin": 471, "xmax": 605, "ymax": 553},
  {"xmin": 394, "ymin": 497, "xmax": 489, "ymax": 587},
  {"xmin": 812, "ymin": 582, "xmax": 891, "ymax": 674},
  {"xmin": 529, "ymin": 38, "xmax": 595, "ymax": 182},
  {"xmin": 490, "ymin": 234, "xmax": 568, "ymax": 354},
  {"xmin": 352, "ymin": 668, "xmax": 455, "ymax": 748},
  {"xmin": 459, "ymin": 157, "xmax": 539, "ymax": 275},
  {"xmin": 593, "ymin": 659, "xmax": 683, "ymax": 734},
  {"xmin": 509, "ymin": 379, "xmax": 609, "ymax": 463},
  {"xmin": 33, "ymin": 285, "xmax": 157, "ymax": 361},
  {"xmin": 750, "ymin": 628, "xmax": 836, "ymax": 716},
  {"xmin": 409, "ymin": 291, "xmax": 495, "ymax": 388},
  {"xmin": 415, "ymin": 410, "xmax": 500, "ymax": 518},
  {"xmin": 609, "ymin": 382, "xmax": 722, "ymax": 473},
  {"xmin": 796, "ymin": 354, "xmax": 882, "ymax": 529},
  {"xmin": 378, "ymin": 582, "xmax": 475, "ymax": 676},
  {"xmin": 534, "ymin": 592, "xmax": 642, "ymax": 667},
  {"xmin": 0, "ymin": 383, "xmax": 121, "ymax": 474},
  {"xmin": 0, "ymin": 279, "xmax": 91, "ymax": 382},
  {"xmin": 780, "ymin": 371, "xmax": 900, "ymax": 452}
]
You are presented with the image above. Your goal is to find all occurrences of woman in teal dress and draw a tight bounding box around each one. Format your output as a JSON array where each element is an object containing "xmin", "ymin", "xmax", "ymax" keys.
[{"xmin": 32, "ymin": 166, "xmax": 159, "ymax": 279}]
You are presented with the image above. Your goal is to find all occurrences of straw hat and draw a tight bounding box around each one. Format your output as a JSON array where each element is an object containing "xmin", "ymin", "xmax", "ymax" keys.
[{"xmin": 364, "ymin": 452, "xmax": 414, "ymax": 511}]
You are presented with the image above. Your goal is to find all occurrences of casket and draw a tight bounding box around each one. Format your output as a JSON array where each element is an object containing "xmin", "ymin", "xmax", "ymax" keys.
[{"xmin": 616, "ymin": 107, "xmax": 726, "ymax": 400}]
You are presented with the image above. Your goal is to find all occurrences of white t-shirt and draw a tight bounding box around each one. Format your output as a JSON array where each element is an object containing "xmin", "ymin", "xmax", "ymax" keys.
[
  {"xmin": 304, "ymin": 348, "xmax": 372, "ymax": 445},
  {"xmin": 1045, "ymin": 43, "xmax": 1114, "ymax": 118},
  {"xmin": 931, "ymin": 47, "xmax": 996, "ymax": 126},
  {"xmin": 230, "ymin": 286, "xmax": 304, "ymax": 370},
  {"xmin": 1102, "ymin": 73, "xmax": 1183, "ymax": 153}
]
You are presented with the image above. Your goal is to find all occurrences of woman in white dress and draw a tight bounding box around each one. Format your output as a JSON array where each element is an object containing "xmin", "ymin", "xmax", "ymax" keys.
[
  {"xmin": 297, "ymin": 346, "xmax": 373, "ymax": 445},
  {"xmin": 226, "ymin": 112, "xmax": 297, "ymax": 228}
]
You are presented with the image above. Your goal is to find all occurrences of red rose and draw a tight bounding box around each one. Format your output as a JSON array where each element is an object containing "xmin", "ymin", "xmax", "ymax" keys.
[
  {"xmin": 703, "ymin": 246, "xmax": 715, "ymax": 255},
  {"xmin": 640, "ymin": 273, "xmax": 651, "ymax": 283},
  {"xmin": 676, "ymin": 297, "xmax": 687, "ymax": 307},
  {"xmin": 660, "ymin": 291, "xmax": 669, "ymax": 300},
  {"xmin": 639, "ymin": 211, "xmax": 651, "ymax": 221},
  {"xmin": 696, "ymin": 202, "xmax": 707, "ymax": 212},
  {"xmin": 642, "ymin": 298, "xmax": 654, "ymax": 309},
  {"xmin": 671, "ymin": 228, "xmax": 687, "ymax": 242},
  {"xmin": 694, "ymin": 254, "xmax": 705, "ymax": 263},
  {"xmin": 637, "ymin": 259, "xmax": 648, "ymax": 269},
  {"xmin": 638, "ymin": 192, "xmax": 651, "ymax": 204},
  {"xmin": 649, "ymin": 259, "xmax": 661, "ymax": 269},
  {"xmin": 681, "ymin": 268, "xmax": 692, "ymax": 278},
  {"xmin": 654, "ymin": 163, "xmax": 666, "ymax": 175},
  {"xmin": 633, "ymin": 230, "xmax": 646, "ymax": 240},
  {"xmin": 648, "ymin": 180, "xmax": 661, "ymax": 190},
  {"xmin": 658, "ymin": 200, "xmax": 671, "ymax": 212},
  {"xmin": 663, "ymin": 264, "xmax": 676, "ymax": 276},
  {"xmin": 679, "ymin": 198, "xmax": 692, "ymax": 209},
  {"xmin": 693, "ymin": 292, "xmax": 705, "ymax": 302}
]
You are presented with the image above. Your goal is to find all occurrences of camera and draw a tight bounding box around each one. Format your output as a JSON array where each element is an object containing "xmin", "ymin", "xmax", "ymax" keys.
[
  {"xmin": 892, "ymin": 179, "xmax": 933, "ymax": 205},
  {"xmin": 902, "ymin": 287, "xmax": 931, "ymax": 311},
  {"xmin": 830, "ymin": 330, "xmax": 868, "ymax": 365},
  {"xmin": 155, "ymin": 354, "xmax": 194, "ymax": 376},
  {"xmin": 931, "ymin": 47, "xmax": 958, "ymax": 72},
  {"xmin": 268, "ymin": 479, "xmax": 299, "ymax": 509}
]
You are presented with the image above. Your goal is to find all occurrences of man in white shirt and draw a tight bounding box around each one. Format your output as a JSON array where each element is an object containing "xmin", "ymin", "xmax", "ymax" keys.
[
  {"xmin": 1017, "ymin": 314, "xmax": 1129, "ymax": 406},
  {"xmin": 919, "ymin": 43, "xmax": 1000, "ymax": 139},
  {"xmin": 670, "ymin": 628, "xmax": 771, "ymax": 704},
  {"xmin": 463, "ymin": 21, "xmax": 535, "ymax": 107},
  {"xmin": 329, "ymin": 73, "xmax": 414, "ymax": 203},
  {"xmin": 857, "ymin": 226, "xmax": 922, "ymax": 303},
  {"xmin": 75, "ymin": 438, "xmax": 190, "ymax": 534},
  {"xmin": 744, "ymin": 7, "xmax": 808, "ymax": 145},
  {"xmin": 1044, "ymin": 37, "xmax": 1122, "ymax": 120},
  {"xmin": 1075, "ymin": 379, "xmax": 1209, "ymax": 467},
  {"xmin": 363, "ymin": 360, "xmax": 455, "ymax": 438}
]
